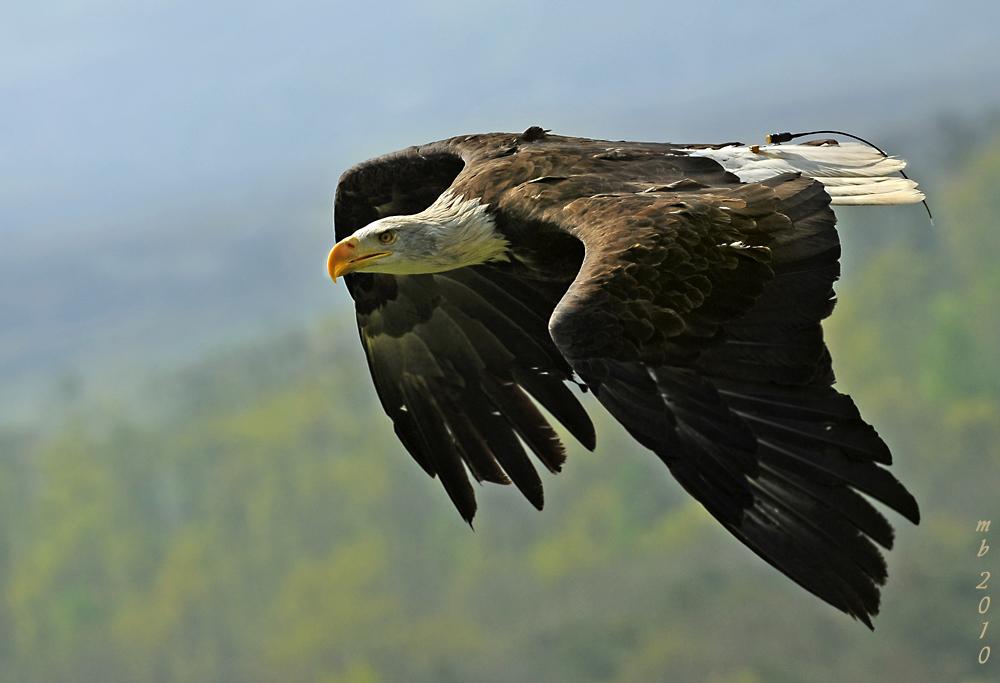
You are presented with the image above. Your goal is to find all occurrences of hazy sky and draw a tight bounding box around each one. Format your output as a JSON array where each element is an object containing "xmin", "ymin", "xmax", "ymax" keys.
[
  {"xmin": 2, "ymin": 0, "xmax": 1000, "ymax": 419},
  {"xmin": 3, "ymin": 0, "xmax": 1000, "ymax": 239}
]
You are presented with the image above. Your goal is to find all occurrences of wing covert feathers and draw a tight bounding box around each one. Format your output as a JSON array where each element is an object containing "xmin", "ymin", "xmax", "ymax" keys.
[{"xmin": 335, "ymin": 131, "xmax": 919, "ymax": 627}]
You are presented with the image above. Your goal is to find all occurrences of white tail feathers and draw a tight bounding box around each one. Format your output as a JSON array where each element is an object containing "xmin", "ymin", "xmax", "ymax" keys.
[{"xmin": 684, "ymin": 142, "xmax": 925, "ymax": 206}]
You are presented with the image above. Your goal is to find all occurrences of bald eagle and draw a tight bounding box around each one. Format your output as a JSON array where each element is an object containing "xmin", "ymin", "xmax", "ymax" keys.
[{"xmin": 328, "ymin": 127, "xmax": 923, "ymax": 628}]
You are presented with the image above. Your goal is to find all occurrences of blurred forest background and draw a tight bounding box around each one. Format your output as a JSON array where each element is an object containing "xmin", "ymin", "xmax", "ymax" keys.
[{"xmin": 3, "ymin": 2, "xmax": 1000, "ymax": 682}]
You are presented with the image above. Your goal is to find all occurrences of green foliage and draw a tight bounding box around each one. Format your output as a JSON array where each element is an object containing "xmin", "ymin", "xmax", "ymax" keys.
[
  {"xmin": 2, "ymin": 131, "xmax": 1000, "ymax": 681},
  {"xmin": 827, "ymin": 131, "xmax": 1000, "ymax": 496}
]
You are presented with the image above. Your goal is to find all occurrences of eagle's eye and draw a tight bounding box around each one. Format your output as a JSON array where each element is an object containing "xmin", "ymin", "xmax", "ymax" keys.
[{"xmin": 378, "ymin": 230, "xmax": 396, "ymax": 245}]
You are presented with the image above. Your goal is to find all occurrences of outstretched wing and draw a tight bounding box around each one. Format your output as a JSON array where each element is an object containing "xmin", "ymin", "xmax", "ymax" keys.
[
  {"xmin": 515, "ymin": 165, "xmax": 919, "ymax": 628},
  {"xmin": 334, "ymin": 135, "xmax": 595, "ymax": 524}
]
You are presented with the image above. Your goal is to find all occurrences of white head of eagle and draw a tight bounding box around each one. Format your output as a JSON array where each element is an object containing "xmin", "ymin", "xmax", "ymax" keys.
[{"xmin": 328, "ymin": 191, "xmax": 508, "ymax": 280}]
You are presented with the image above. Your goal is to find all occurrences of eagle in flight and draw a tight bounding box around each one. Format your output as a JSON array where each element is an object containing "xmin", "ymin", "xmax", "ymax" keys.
[{"xmin": 327, "ymin": 127, "xmax": 923, "ymax": 628}]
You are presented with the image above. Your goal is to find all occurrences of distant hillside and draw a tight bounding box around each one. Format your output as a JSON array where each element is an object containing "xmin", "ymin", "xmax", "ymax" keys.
[
  {"xmin": 0, "ymin": 171, "xmax": 343, "ymax": 423},
  {"xmin": 4, "ymin": 116, "xmax": 993, "ymax": 426}
]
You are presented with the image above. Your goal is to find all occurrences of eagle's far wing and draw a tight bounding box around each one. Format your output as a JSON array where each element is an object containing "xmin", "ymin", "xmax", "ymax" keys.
[
  {"xmin": 537, "ymin": 172, "xmax": 919, "ymax": 628},
  {"xmin": 335, "ymin": 137, "xmax": 595, "ymax": 524}
]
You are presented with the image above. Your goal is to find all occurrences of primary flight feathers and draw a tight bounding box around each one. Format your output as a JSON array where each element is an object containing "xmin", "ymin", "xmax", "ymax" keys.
[{"xmin": 329, "ymin": 128, "xmax": 921, "ymax": 629}]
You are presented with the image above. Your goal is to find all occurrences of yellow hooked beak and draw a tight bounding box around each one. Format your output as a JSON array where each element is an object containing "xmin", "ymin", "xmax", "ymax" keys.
[{"xmin": 327, "ymin": 237, "xmax": 391, "ymax": 282}]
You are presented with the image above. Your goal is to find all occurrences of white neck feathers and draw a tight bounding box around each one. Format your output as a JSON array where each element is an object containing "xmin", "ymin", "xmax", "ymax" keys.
[{"xmin": 415, "ymin": 192, "xmax": 508, "ymax": 268}]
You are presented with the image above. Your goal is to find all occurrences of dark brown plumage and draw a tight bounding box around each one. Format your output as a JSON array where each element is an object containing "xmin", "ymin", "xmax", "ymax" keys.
[{"xmin": 332, "ymin": 128, "xmax": 920, "ymax": 628}]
